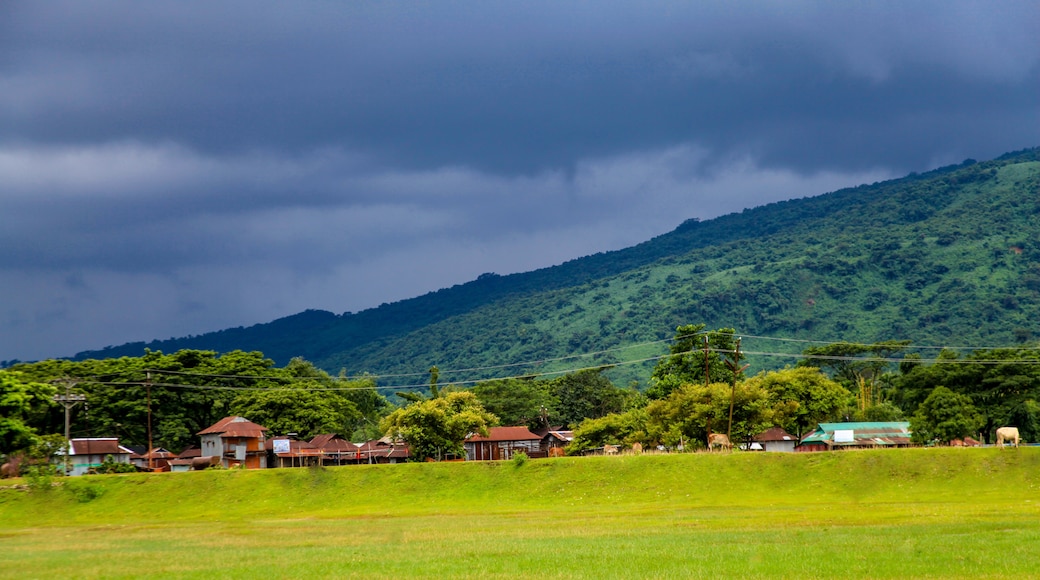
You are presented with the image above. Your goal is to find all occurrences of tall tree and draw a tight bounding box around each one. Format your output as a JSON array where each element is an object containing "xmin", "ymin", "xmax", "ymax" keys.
[
  {"xmin": 745, "ymin": 367, "xmax": 851, "ymax": 439},
  {"xmin": 647, "ymin": 325, "xmax": 741, "ymax": 400},
  {"xmin": 550, "ymin": 368, "xmax": 629, "ymax": 428},
  {"xmin": 471, "ymin": 378, "xmax": 558, "ymax": 430},
  {"xmin": 0, "ymin": 371, "xmax": 56, "ymax": 454},
  {"xmin": 909, "ymin": 386, "xmax": 983, "ymax": 444},
  {"xmin": 645, "ymin": 381, "xmax": 773, "ymax": 449},
  {"xmin": 380, "ymin": 391, "xmax": 497, "ymax": 461}
]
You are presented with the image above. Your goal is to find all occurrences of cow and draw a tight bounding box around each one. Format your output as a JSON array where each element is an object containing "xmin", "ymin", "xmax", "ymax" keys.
[
  {"xmin": 631, "ymin": 442, "xmax": 643, "ymax": 455},
  {"xmin": 603, "ymin": 444, "xmax": 619, "ymax": 455},
  {"xmin": 0, "ymin": 462, "xmax": 17, "ymax": 479},
  {"xmin": 1, "ymin": 455, "xmax": 23, "ymax": 478},
  {"xmin": 191, "ymin": 456, "xmax": 222, "ymax": 470},
  {"xmin": 996, "ymin": 427, "xmax": 1021, "ymax": 449},
  {"xmin": 707, "ymin": 433, "xmax": 732, "ymax": 453},
  {"xmin": 548, "ymin": 447, "xmax": 566, "ymax": 458}
]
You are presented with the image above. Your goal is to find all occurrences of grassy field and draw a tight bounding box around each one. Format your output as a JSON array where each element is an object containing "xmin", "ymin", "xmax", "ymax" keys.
[{"xmin": 3, "ymin": 448, "xmax": 1040, "ymax": 579}]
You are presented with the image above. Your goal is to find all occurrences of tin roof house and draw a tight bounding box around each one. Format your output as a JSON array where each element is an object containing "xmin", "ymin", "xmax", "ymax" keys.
[
  {"xmin": 797, "ymin": 422, "xmax": 912, "ymax": 452},
  {"xmin": 465, "ymin": 426, "xmax": 542, "ymax": 461},
  {"xmin": 310, "ymin": 433, "xmax": 359, "ymax": 466},
  {"xmin": 56, "ymin": 438, "xmax": 135, "ymax": 476},
  {"xmin": 753, "ymin": 427, "xmax": 799, "ymax": 452},
  {"xmin": 198, "ymin": 416, "xmax": 269, "ymax": 469}
]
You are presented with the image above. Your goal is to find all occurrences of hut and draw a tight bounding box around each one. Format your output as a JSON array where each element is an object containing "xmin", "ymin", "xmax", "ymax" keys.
[
  {"xmin": 753, "ymin": 427, "xmax": 798, "ymax": 453},
  {"xmin": 465, "ymin": 426, "xmax": 542, "ymax": 461},
  {"xmin": 797, "ymin": 422, "xmax": 912, "ymax": 452},
  {"xmin": 197, "ymin": 416, "xmax": 269, "ymax": 469},
  {"xmin": 310, "ymin": 433, "xmax": 359, "ymax": 466},
  {"xmin": 57, "ymin": 438, "xmax": 135, "ymax": 476}
]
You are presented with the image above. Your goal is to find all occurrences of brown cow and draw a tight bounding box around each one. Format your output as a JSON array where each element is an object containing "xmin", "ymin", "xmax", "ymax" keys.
[
  {"xmin": 631, "ymin": 442, "xmax": 643, "ymax": 455},
  {"xmin": 548, "ymin": 447, "xmax": 566, "ymax": 458},
  {"xmin": 603, "ymin": 444, "xmax": 619, "ymax": 455},
  {"xmin": 707, "ymin": 433, "xmax": 732, "ymax": 453},
  {"xmin": 996, "ymin": 427, "xmax": 1021, "ymax": 448},
  {"xmin": 1, "ymin": 455, "xmax": 23, "ymax": 478},
  {"xmin": 191, "ymin": 456, "xmax": 221, "ymax": 470}
]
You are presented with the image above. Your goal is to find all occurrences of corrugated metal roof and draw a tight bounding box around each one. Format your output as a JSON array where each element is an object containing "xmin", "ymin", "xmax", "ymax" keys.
[
  {"xmin": 800, "ymin": 422, "xmax": 912, "ymax": 446},
  {"xmin": 753, "ymin": 427, "xmax": 797, "ymax": 442},
  {"xmin": 197, "ymin": 416, "xmax": 268, "ymax": 437},
  {"xmin": 467, "ymin": 426, "xmax": 541, "ymax": 442},
  {"xmin": 68, "ymin": 438, "xmax": 132, "ymax": 456},
  {"xmin": 310, "ymin": 434, "xmax": 358, "ymax": 452}
]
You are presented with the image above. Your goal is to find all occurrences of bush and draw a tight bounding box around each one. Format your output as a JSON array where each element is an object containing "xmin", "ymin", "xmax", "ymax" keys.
[
  {"xmin": 511, "ymin": 451, "xmax": 528, "ymax": 467},
  {"xmin": 65, "ymin": 479, "xmax": 106, "ymax": 503}
]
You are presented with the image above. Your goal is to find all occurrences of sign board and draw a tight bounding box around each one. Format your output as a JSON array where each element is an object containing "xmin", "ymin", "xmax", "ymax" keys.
[
  {"xmin": 834, "ymin": 429, "xmax": 854, "ymax": 443},
  {"xmin": 273, "ymin": 439, "xmax": 291, "ymax": 454}
]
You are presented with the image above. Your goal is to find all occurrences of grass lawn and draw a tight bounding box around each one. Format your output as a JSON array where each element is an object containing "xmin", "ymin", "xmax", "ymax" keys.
[{"xmin": 3, "ymin": 448, "xmax": 1039, "ymax": 579}]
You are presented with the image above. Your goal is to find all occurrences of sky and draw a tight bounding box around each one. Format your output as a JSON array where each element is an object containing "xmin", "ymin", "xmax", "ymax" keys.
[{"xmin": 2, "ymin": 1, "xmax": 1038, "ymax": 362}]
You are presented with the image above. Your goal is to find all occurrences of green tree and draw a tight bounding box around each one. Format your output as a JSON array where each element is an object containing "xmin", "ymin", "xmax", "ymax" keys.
[
  {"xmin": 550, "ymin": 368, "xmax": 629, "ymax": 428},
  {"xmin": 909, "ymin": 386, "xmax": 983, "ymax": 444},
  {"xmin": 0, "ymin": 371, "xmax": 56, "ymax": 454},
  {"xmin": 229, "ymin": 384, "xmax": 360, "ymax": 440},
  {"xmin": 567, "ymin": 409, "xmax": 649, "ymax": 454},
  {"xmin": 647, "ymin": 325, "xmax": 741, "ymax": 400},
  {"xmin": 471, "ymin": 378, "xmax": 558, "ymax": 430},
  {"xmin": 895, "ymin": 347, "xmax": 1040, "ymax": 442},
  {"xmin": 381, "ymin": 391, "xmax": 497, "ymax": 461},
  {"xmin": 745, "ymin": 367, "xmax": 850, "ymax": 439},
  {"xmin": 645, "ymin": 381, "xmax": 773, "ymax": 450},
  {"xmin": 800, "ymin": 341, "xmax": 910, "ymax": 383}
]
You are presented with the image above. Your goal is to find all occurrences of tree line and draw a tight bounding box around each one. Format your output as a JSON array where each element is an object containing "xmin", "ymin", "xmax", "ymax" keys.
[{"xmin": 4, "ymin": 321, "xmax": 1040, "ymax": 464}]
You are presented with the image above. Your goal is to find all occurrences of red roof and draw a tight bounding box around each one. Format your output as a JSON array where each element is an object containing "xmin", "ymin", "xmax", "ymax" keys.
[
  {"xmin": 356, "ymin": 439, "xmax": 410, "ymax": 459},
  {"xmin": 130, "ymin": 447, "xmax": 177, "ymax": 460},
  {"xmin": 310, "ymin": 434, "xmax": 358, "ymax": 452},
  {"xmin": 177, "ymin": 445, "xmax": 202, "ymax": 459},
  {"xmin": 198, "ymin": 416, "xmax": 268, "ymax": 437},
  {"xmin": 753, "ymin": 427, "xmax": 798, "ymax": 442},
  {"xmin": 69, "ymin": 438, "xmax": 132, "ymax": 456},
  {"xmin": 467, "ymin": 426, "xmax": 540, "ymax": 443}
]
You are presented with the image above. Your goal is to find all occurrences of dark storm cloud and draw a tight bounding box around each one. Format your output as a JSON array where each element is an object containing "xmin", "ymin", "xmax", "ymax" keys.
[{"xmin": 0, "ymin": 1, "xmax": 1037, "ymax": 361}]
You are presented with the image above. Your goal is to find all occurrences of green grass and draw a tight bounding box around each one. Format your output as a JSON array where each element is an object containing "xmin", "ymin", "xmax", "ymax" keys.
[{"xmin": 3, "ymin": 448, "xmax": 1040, "ymax": 578}]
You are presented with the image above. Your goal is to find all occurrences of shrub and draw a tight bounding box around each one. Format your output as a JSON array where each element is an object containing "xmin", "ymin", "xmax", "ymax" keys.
[{"xmin": 511, "ymin": 451, "xmax": 528, "ymax": 467}]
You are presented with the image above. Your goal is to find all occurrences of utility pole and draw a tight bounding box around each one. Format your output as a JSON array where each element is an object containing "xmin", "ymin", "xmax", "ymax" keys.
[
  {"xmin": 53, "ymin": 378, "xmax": 86, "ymax": 476},
  {"xmin": 703, "ymin": 335, "xmax": 710, "ymax": 389},
  {"xmin": 725, "ymin": 338, "xmax": 750, "ymax": 442},
  {"xmin": 146, "ymin": 372, "xmax": 153, "ymax": 471}
]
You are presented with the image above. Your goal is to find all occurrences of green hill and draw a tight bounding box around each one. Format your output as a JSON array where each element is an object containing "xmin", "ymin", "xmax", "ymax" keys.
[{"xmin": 73, "ymin": 147, "xmax": 1040, "ymax": 386}]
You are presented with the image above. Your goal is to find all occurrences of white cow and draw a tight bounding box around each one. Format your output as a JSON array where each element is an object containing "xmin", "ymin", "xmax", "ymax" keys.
[{"xmin": 996, "ymin": 427, "xmax": 1020, "ymax": 448}]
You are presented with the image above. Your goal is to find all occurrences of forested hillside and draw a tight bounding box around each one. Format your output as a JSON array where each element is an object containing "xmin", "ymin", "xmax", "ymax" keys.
[{"xmin": 73, "ymin": 148, "xmax": 1040, "ymax": 386}]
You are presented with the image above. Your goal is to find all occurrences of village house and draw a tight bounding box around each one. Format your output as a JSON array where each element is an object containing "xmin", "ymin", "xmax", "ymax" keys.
[
  {"xmin": 465, "ymin": 426, "xmax": 542, "ymax": 461},
  {"xmin": 266, "ymin": 436, "xmax": 323, "ymax": 468},
  {"xmin": 56, "ymin": 438, "xmax": 134, "ymax": 476},
  {"xmin": 355, "ymin": 437, "xmax": 410, "ymax": 464},
  {"xmin": 129, "ymin": 447, "xmax": 177, "ymax": 471},
  {"xmin": 538, "ymin": 428, "xmax": 573, "ymax": 457},
  {"xmin": 797, "ymin": 422, "xmax": 912, "ymax": 452},
  {"xmin": 310, "ymin": 433, "xmax": 359, "ymax": 466},
  {"xmin": 753, "ymin": 427, "xmax": 799, "ymax": 453},
  {"xmin": 197, "ymin": 416, "xmax": 269, "ymax": 469}
]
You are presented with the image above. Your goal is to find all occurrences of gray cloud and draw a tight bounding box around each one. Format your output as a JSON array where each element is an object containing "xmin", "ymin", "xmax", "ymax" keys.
[{"xmin": 1, "ymin": 1, "xmax": 1037, "ymax": 361}]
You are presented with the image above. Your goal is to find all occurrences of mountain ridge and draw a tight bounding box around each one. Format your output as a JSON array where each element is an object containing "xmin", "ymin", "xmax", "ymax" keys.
[{"xmin": 73, "ymin": 147, "xmax": 1040, "ymax": 385}]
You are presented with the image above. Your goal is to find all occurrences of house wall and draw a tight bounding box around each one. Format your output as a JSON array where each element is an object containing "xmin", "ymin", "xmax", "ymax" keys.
[
  {"xmin": 223, "ymin": 436, "xmax": 266, "ymax": 469},
  {"xmin": 763, "ymin": 441, "xmax": 796, "ymax": 453},
  {"xmin": 465, "ymin": 440, "xmax": 540, "ymax": 461},
  {"xmin": 65, "ymin": 453, "xmax": 130, "ymax": 476},
  {"xmin": 200, "ymin": 433, "xmax": 225, "ymax": 462}
]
